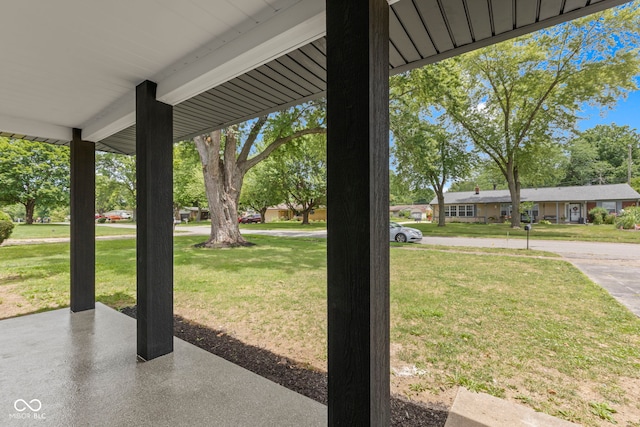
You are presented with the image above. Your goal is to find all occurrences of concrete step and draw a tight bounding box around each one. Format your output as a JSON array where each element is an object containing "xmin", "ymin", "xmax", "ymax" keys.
[{"xmin": 445, "ymin": 388, "xmax": 580, "ymax": 427}]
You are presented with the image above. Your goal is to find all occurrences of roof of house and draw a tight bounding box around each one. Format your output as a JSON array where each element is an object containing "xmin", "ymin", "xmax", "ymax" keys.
[
  {"xmin": 389, "ymin": 204, "xmax": 432, "ymax": 213},
  {"xmin": 431, "ymin": 184, "xmax": 640, "ymax": 205},
  {"xmin": 267, "ymin": 204, "xmax": 327, "ymax": 211}
]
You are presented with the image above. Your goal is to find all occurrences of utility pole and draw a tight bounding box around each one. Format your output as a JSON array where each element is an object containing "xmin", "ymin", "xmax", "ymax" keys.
[{"xmin": 629, "ymin": 144, "xmax": 633, "ymax": 184}]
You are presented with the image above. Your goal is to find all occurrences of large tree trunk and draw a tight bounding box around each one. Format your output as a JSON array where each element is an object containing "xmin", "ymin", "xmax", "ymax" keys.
[
  {"xmin": 24, "ymin": 200, "xmax": 35, "ymax": 225},
  {"xmin": 436, "ymin": 192, "xmax": 446, "ymax": 227},
  {"xmin": 301, "ymin": 208, "xmax": 311, "ymax": 225},
  {"xmin": 194, "ymin": 130, "xmax": 249, "ymax": 248},
  {"xmin": 507, "ymin": 167, "xmax": 521, "ymax": 228},
  {"xmin": 193, "ymin": 117, "xmax": 325, "ymax": 247}
]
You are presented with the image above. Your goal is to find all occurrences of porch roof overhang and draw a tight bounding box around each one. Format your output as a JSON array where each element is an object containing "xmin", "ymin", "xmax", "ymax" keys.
[{"xmin": 0, "ymin": 0, "xmax": 632, "ymax": 154}]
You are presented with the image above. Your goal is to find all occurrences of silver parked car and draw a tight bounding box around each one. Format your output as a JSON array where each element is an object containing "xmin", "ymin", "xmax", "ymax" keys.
[{"xmin": 389, "ymin": 222, "xmax": 423, "ymax": 243}]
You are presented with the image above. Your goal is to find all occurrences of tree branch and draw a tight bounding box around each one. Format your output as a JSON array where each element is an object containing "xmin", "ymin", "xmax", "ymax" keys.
[
  {"xmin": 244, "ymin": 127, "xmax": 326, "ymax": 171},
  {"xmin": 238, "ymin": 116, "xmax": 268, "ymax": 164}
]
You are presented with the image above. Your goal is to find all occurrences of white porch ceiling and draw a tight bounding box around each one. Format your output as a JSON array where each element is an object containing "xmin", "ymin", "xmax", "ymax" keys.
[{"xmin": 0, "ymin": 0, "xmax": 632, "ymax": 154}]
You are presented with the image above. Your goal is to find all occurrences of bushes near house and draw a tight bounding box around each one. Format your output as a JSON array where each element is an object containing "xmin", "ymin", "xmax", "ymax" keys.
[
  {"xmin": 588, "ymin": 207, "xmax": 608, "ymax": 225},
  {"xmin": 615, "ymin": 206, "xmax": 640, "ymax": 230},
  {"xmin": 0, "ymin": 211, "xmax": 15, "ymax": 244}
]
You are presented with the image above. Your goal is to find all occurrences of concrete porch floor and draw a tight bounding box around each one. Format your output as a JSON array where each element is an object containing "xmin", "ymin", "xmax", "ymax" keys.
[{"xmin": 0, "ymin": 303, "xmax": 326, "ymax": 426}]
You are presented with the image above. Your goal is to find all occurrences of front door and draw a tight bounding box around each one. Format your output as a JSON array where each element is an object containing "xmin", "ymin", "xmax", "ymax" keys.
[{"xmin": 569, "ymin": 203, "xmax": 581, "ymax": 222}]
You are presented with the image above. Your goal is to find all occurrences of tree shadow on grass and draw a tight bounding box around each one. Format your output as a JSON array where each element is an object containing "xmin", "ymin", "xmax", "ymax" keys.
[{"xmin": 121, "ymin": 305, "xmax": 449, "ymax": 427}]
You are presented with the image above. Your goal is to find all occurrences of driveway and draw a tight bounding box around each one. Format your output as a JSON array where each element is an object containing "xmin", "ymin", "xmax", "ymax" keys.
[{"xmin": 422, "ymin": 236, "xmax": 640, "ymax": 317}]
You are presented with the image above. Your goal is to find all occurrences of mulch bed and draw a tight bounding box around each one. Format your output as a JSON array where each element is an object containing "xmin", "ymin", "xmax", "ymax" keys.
[{"xmin": 121, "ymin": 306, "xmax": 448, "ymax": 426}]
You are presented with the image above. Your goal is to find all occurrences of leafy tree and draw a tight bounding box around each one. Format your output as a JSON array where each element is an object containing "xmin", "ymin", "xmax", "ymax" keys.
[
  {"xmin": 389, "ymin": 101, "xmax": 473, "ymax": 226},
  {"xmin": 0, "ymin": 138, "xmax": 70, "ymax": 224},
  {"xmin": 563, "ymin": 124, "xmax": 640, "ymax": 186},
  {"xmin": 173, "ymin": 141, "xmax": 206, "ymax": 220},
  {"xmin": 390, "ymin": 72, "xmax": 474, "ymax": 226},
  {"xmin": 193, "ymin": 101, "xmax": 325, "ymax": 247},
  {"xmin": 449, "ymin": 160, "xmax": 508, "ymax": 192},
  {"xmin": 95, "ymin": 175, "xmax": 122, "ymax": 215},
  {"xmin": 240, "ymin": 161, "xmax": 284, "ymax": 223},
  {"xmin": 96, "ymin": 153, "xmax": 136, "ymax": 216},
  {"xmin": 268, "ymin": 134, "xmax": 326, "ymax": 225},
  {"xmin": 389, "ymin": 170, "xmax": 435, "ymax": 205},
  {"xmin": 631, "ymin": 176, "xmax": 640, "ymax": 194},
  {"xmin": 0, "ymin": 204, "xmax": 25, "ymax": 222},
  {"xmin": 418, "ymin": 5, "xmax": 640, "ymax": 227}
]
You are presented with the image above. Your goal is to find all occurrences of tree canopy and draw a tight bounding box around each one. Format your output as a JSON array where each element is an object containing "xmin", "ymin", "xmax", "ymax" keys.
[
  {"xmin": 405, "ymin": 4, "xmax": 640, "ymax": 227},
  {"xmin": 95, "ymin": 152, "xmax": 136, "ymax": 216},
  {"xmin": 0, "ymin": 138, "xmax": 70, "ymax": 224},
  {"xmin": 563, "ymin": 124, "xmax": 640, "ymax": 186},
  {"xmin": 267, "ymin": 133, "xmax": 327, "ymax": 224}
]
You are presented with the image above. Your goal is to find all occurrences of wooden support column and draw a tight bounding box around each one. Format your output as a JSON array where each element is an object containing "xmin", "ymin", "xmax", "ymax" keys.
[
  {"xmin": 70, "ymin": 128, "xmax": 95, "ymax": 312},
  {"xmin": 326, "ymin": 0, "xmax": 390, "ymax": 425},
  {"xmin": 136, "ymin": 80, "xmax": 174, "ymax": 361}
]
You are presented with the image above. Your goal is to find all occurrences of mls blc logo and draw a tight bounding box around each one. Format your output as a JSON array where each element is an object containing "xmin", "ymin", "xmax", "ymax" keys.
[
  {"xmin": 14, "ymin": 399, "xmax": 42, "ymax": 412},
  {"xmin": 9, "ymin": 399, "xmax": 45, "ymax": 420}
]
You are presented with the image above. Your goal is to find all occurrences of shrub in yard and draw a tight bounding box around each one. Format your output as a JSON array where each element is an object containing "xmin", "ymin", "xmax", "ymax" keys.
[
  {"xmin": 604, "ymin": 214, "xmax": 616, "ymax": 225},
  {"xmin": 615, "ymin": 206, "xmax": 640, "ymax": 230},
  {"xmin": 538, "ymin": 219, "xmax": 552, "ymax": 225},
  {"xmin": 0, "ymin": 211, "xmax": 15, "ymax": 245},
  {"xmin": 588, "ymin": 207, "xmax": 608, "ymax": 225},
  {"xmin": 97, "ymin": 217, "xmax": 107, "ymax": 224}
]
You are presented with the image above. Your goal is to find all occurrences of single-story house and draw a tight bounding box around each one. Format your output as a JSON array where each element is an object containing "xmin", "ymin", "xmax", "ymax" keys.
[
  {"xmin": 431, "ymin": 184, "xmax": 640, "ymax": 224},
  {"xmin": 182, "ymin": 207, "xmax": 209, "ymax": 221},
  {"xmin": 389, "ymin": 204, "xmax": 433, "ymax": 221},
  {"xmin": 264, "ymin": 204, "xmax": 327, "ymax": 222}
]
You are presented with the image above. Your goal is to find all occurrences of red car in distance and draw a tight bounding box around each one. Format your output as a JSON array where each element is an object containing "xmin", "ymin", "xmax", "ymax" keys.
[{"xmin": 239, "ymin": 214, "xmax": 261, "ymax": 224}]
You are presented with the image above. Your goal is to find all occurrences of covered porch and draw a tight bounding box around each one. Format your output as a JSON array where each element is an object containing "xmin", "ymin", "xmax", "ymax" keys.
[
  {"xmin": 0, "ymin": 304, "xmax": 325, "ymax": 425},
  {"xmin": 0, "ymin": 0, "xmax": 631, "ymax": 425}
]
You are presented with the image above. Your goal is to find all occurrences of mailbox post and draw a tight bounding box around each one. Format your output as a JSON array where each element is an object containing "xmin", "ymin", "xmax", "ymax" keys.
[{"xmin": 524, "ymin": 224, "xmax": 532, "ymax": 250}]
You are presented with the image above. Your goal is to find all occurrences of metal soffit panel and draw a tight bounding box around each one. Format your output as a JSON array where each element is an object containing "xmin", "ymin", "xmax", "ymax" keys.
[{"xmin": 96, "ymin": 0, "xmax": 630, "ymax": 154}]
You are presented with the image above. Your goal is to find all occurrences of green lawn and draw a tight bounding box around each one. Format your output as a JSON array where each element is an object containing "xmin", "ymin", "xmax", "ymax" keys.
[
  {"xmin": 8, "ymin": 223, "xmax": 136, "ymax": 239},
  {"xmin": 410, "ymin": 221, "xmax": 640, "ymax": 244},
  {"xmin": 0, "ymin": 236, "xmax": 638, "ymax": 426}
]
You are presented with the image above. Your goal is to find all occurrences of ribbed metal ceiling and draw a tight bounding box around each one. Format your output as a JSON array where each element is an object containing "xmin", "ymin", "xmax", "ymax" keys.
[{"xmin": 96, "ymin": 0, "xmax": 629, "ymax": 154}]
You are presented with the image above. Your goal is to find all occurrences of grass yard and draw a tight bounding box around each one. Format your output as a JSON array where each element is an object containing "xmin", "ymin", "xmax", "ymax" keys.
[
  {"xmin": 411, "ymin": 221, "xmax": 640, "ymax": 244},
  {"xmin": 8, "ymin": 223, "xmax": 137, "ymax": 240},
  {"xmin": 0, "ymin": 235, "xmax": 638, "ymax": 426}
]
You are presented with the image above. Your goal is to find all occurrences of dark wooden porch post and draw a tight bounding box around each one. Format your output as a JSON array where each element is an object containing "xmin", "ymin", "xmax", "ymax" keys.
[
  {"xmin": 136, "ymin": 80, "xmax": 174, "ymax": 361},
  {"xmin": 326, "ymin": 0, "xmax": 390, "ymax": 425},
  {"xmin": 70, "ymin": 128, "xmax": 95, "ymax": 312}
]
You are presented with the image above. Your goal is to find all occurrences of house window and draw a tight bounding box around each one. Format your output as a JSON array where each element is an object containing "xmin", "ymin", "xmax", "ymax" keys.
[
  {"xmin": 500, "ymin": 204, "xmax": 511, "ymax": 217},
  {"xmin": 601, "ymin": 201, "xmax": 616, "ymax": 213},
  {"xmin": 445, "ymin": 205, "xmax": 474, "ymax": 217},
  {"xmin": 464, "ymin": 205, "xmax": 474, "ymax": 217}
]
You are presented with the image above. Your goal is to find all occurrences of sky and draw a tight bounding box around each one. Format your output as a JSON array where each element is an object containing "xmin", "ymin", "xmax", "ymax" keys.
[{"xmin": 577, "ymin": 90, "xmax": 640, "ymax": 132}]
